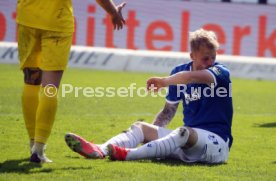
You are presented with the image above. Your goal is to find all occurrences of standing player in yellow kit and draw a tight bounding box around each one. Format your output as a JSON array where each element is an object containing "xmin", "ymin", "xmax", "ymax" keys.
[{"xmin": 16, "ymin": 0, "xmax": 126, "ymax": 163}]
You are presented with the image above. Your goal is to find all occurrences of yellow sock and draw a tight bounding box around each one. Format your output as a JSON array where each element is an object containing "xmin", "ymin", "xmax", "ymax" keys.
[
  {"xmin": 35, "ymin": 86, "xmax": 58, "ymax": 143},
  {"xmin": 22, "ymin": 84, "xmax": 40, "ymax": 139}
]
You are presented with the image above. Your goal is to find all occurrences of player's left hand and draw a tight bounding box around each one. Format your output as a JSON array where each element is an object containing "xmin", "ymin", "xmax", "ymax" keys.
[{"xmin": 112, "ymin": 2, "xmax": 126, "ymax": 30}]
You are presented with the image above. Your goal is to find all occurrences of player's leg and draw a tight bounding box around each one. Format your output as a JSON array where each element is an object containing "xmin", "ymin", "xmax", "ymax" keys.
[
  {"xmin": 22, "ymin": 68, "xmax": 42, "ymax": 149},
  {"xmin": 31, "ymin": 30, "xmax": 73, "ymax": 163},
  {"xmin": 30, "ymin": 71, "xmax": 63, "ymax": 161},
  {"xmin": 18, "ymin": 24, "xmax": 42, "ymax": 153},
  {"xmin": 65, "ymin": 121, "xmax": 159, "ymax": 158},
  {"xmin": 108, "ymin": 126, "xmax": 196, "ymax": 161},
  {"xmin": 99, "ymin": 121, "xmax": 158, "ymax": 155}
]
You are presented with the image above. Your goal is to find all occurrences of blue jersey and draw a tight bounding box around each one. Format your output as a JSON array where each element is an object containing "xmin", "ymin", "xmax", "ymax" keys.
[{"xmin": 166, "ymin": 62, "xmax": 233, "ymax": 148}]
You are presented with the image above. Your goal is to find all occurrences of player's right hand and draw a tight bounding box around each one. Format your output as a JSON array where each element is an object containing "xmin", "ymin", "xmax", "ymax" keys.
[
  {"xmin": 112, "ymin": 2, "xmax": 126, "ymax": 30},
  {"xmin": 146, "ymin": 77, "xmax": 166, "ymax": 92}
]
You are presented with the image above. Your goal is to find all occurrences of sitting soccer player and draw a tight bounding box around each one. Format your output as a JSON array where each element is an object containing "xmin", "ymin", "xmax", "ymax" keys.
[{"xmin": 65, "ymin": 28, "xmax": 233, "ymax": 164}]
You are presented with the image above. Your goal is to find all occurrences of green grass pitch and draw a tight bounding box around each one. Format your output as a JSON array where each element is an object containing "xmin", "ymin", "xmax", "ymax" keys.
[{"xmin": 0, "ymin": 64, "xmax": 275, "ymax": 180}]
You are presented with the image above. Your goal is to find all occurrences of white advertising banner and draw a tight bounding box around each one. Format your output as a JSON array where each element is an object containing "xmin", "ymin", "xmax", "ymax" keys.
[
  {"xmin": 1, "ymin": 42, "xmax": 276, "ymax": 81},
  {"xmin": 0, "ymin": 0, "xmax": 276, "ymax": 58}
]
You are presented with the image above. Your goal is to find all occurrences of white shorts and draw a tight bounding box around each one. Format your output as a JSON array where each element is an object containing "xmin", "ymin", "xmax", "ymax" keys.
[{"xmin": 157, "ymin": 127, "xmax": 229, "ymax": 164}]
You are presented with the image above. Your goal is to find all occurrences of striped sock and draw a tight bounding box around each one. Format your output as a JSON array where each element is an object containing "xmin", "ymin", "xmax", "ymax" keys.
[
  {"xmin": 126, "ymin": 127, "xmax": 189, "ymax": 160},
  {"xmin": 100, "ymin": 124, "xmax": 144, "ymax": 155}
]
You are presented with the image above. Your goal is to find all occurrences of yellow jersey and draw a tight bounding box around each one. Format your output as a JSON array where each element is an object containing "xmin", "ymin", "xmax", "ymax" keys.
[{"xmin": 16, "ymin": 0, "xmax": 74, "ymax": 33}]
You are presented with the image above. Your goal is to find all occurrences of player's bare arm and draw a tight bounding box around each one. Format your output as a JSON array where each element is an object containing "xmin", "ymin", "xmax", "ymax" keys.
[
  {"xmin": 147, "ymin": 70, "xmax": 215, "ymax": 91},
  {"xmin": 152, "ymin": 102, "xmax": 179, "ymax": 127},
  {"xmin": 96, "ymin": 0, "xmax": 126, "ymax": 30}
]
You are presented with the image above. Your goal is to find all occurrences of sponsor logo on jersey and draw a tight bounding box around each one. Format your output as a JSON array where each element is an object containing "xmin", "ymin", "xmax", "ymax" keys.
[
  {"xmin": 210, "ymin": 67, "xmax": 221, "ymax": 76},
  {"xmin": 184, "ymin": 88, "xmax": 201, "ymax": 104}
]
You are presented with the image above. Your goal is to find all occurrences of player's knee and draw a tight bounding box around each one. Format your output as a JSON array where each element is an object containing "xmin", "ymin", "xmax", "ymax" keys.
[
  {"xmin": 128, "ymin": 122, "xmax": 144, "ymax": 135},
  {"xmin": 132, "ymin": 121, "xmax": 153, "ymax": 133},
  {"xmin": 23, "ymin": 68, "xmax": 42, "ymax": 85},
  {"xmin": 132, "ymin": 121, "xmax": 159, "ymax": 143},
  {"xmin": 177, "ymin": 126, "xmax": 190, "ymax": 138},
  {"xmin": 179, "ymin": 126, "xmax": 198, "ymax": 149},
  {"xmin": 132, "ymin": 121, "xmax": 144, "ymax": 129}
]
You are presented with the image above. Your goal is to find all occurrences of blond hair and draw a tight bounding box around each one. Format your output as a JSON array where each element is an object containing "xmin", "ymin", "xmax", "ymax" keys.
[{"xmin": 189, "ymin": 28, "xmax": 219, "ymax": 52}]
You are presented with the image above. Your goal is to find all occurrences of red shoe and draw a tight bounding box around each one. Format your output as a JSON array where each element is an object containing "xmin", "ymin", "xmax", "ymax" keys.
[
  {"xmin": 107, "ymin": 144, "xmax": 129, "ymax": 161},
  {"xmin": 65, "ymin": 133, "xmax": 104, "ymax": 159}
]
